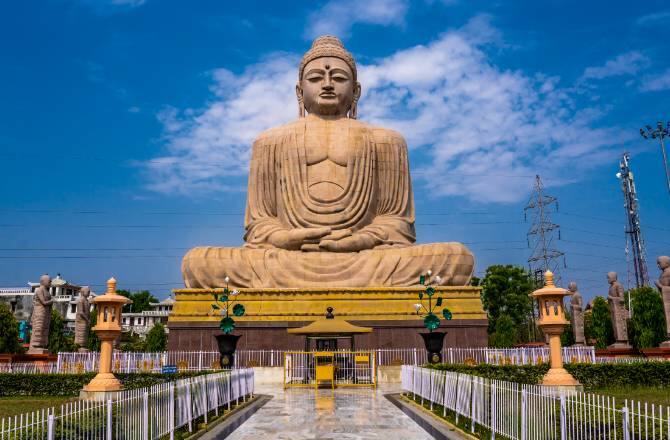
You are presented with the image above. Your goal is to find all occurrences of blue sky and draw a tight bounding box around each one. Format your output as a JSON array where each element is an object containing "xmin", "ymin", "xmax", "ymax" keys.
[{"xmin": 1, "ymin": 0, "xmax": 669, "ymax": 301}]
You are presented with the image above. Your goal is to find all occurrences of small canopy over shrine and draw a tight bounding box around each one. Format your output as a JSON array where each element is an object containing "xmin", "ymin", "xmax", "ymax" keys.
[{"xmin": 287, "ymin": 307, "xmax": 372, "ymax": 351}]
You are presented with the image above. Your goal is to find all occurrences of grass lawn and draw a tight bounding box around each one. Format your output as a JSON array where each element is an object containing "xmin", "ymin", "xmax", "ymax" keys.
[
  {"xmin": 0, "ymin": 396, "xmax": 76, "ymax": 419},
  {"xmin": 593, "ymin": 386, "xmax": 670, "ymax": 407}
]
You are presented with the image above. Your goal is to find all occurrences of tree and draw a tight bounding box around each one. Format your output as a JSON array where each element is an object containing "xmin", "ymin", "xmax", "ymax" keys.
[
  {"xmin": 481, "ymin": 265, "xmax": 534, "ymax": 343},
  {"xmin": 489, "ymin": 314, "xmax": 516, "ymax": 347},
  {"xmin": 145, "ymin": 323, "xmax": 168, "ymax": 352},
  {"xmin": 48, "ymin": 310, "xmax": 76, "ymax": 353},
  {"xmin": 0, "ymin": 303, "xmax": 22, "ymax": 354},
  {"xmin": 584, "ymin": 296, "xmax": 614, "ymax": 349},
  {"xmin": 629, "ymin": 286, "xmax": 666, "ymax": 348},
  {"xmin": 117, "ymin": 290, "xmax": 158, "ymax": 313},
  {"xmin": 87, "ymin": 308, "xmax": 101, "ymax": 351},
  {"xmin": 120, "ymin": 332, "xmax": 147, "ymax": 352}
]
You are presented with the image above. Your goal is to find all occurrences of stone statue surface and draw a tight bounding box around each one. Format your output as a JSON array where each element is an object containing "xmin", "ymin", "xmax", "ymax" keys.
[
  {"xmin": 655, "ymin": 256, "xmax": 670, "ymax": 347},
  {"xmin": 74, "ymin": 286, "xmax": 91, "ymax": 351},
  {"xmin": 28, "ymin": 274, "xmax": 53, "ymax": 354},
  {"xmin": 568, "ymin": 282, "xmax": 585, "ymax": 345},
  {"xmin": 182, "ymin": 36, "xmax": 474, "ymax": 288},
  {"xmin": 606, "ymin": 271, "xmax": 630, "ymax": 348}
]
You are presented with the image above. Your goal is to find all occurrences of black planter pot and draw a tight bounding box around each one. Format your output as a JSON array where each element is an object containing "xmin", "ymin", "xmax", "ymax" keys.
[
  {"xmin": 420, "ymin": 332, "xmax": 446, "ymax": 364},
  {"xmin": 215, "ymin": 334, "xmax": 242, "ymax": 369}
]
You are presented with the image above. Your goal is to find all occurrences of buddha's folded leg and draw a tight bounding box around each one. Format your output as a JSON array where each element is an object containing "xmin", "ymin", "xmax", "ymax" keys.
[
  {"xmin": 376, "ymin": 242, "xmax": 474, "ymax": 287},
  {"xmin": 182, "ymin": 247, "xmax": 261, "ymax": 289},
  {"xmin": 182, "ymin": 242, "xmax": 474, "ymax": 288}
]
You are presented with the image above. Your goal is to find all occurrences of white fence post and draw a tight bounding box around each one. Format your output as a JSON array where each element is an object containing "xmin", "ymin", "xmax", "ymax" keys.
[
  {"xmin": 520, "ymin": 388, "xmax": 527, "ymax": 440},
  {"xmin": 47, "ymin": 413, "xmax": 54, "ymax": 440},
  {"xmin": 169, "ymin": 383, "xmax": 175, "ymax": 440},
  {"xmin": 187, "ymin": 380, "xmax": 193, "ymax": 432},
  {"xmin": 622, "ymin": 405, "xmax": 630, "ymax": 440},
  {"xmin": 560, "ymin": 395, "xmax": 567, "ymax": 440},
  {"xmin": 106, "ymin": 399, "xmax": 113, "ymax": 440},
  {"xmin": 470, "ymin": 378, "xmax": 476, "ymax": 434},
  {"xmin": 143, "ymin": 391, "xmax": 149, "ymax": 440}
]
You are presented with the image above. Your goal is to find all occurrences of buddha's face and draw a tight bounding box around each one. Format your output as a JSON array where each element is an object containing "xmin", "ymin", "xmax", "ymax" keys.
[
  {"xmin": 658, "ymin": 256, "xmax": 670, "ymax": 270},
  {"xmin": 607, "ymin": 272, "xmax": 617, "ymax": 284},
  {"xmin": 40, "ymin": 275, "xmax": 51, "ymax": 288},
  {"xmin": 298, "ymin": 56, "xmax": 360, "ymax": 117}
]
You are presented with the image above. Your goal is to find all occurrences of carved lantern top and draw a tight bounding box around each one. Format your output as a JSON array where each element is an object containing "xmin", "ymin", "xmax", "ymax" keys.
[
  {"xmin": 91, "ymin": 277, "xmax": 132, "ymax": 332},
  {"xmin": 532, "ymin": 271, "xmax": 571, "ymax": 327}
]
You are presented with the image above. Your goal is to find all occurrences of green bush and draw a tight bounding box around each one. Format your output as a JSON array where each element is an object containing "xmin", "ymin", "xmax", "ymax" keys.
[
  {"xmin": 585, "ymin": 296, "xmax": 614, "ymax": 348},
  {"xmin": 0, "ymin": 372, "xmax": 206, "ymax": 397},
  {"xmin": 628, "ymin": 286, "xmax": 667, "ymax": 348},
  {"xmin": 0, "ymin": 303, "xmax": 22, "ymax": 354},
  {"xmin": 425, "ymin": 362, "xmax": 670, "ymax": 390}
]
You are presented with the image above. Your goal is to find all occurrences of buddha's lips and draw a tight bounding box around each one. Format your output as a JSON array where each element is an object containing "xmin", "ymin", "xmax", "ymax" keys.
[{"xmin": 319, "ymin": 92, "xmax": 336, "ymax": 98}]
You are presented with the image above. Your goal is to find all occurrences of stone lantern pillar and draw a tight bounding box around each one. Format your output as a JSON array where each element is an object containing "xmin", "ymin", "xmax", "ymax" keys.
[
  {"xmin": 532, "ymin": 271, "xmax": 581, "ymax": 389},
  {"xmin": 82, "ymin": 277, "xmax": 132, "ymax": 394}
]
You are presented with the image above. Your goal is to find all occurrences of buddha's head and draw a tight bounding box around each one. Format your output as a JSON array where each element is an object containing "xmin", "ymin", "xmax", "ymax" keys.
[
  {"xmin": 658, "ymin": 255, "xmax": 670, "ymax": 271},
  {"xmin": 568, "ymin": 281, "xmax": 577, "ymax": 292},
  {"xmin": 80, "ymin": 286, "xmax": 91, "ymax": 298},
  {"xmin": 39, "ymin": 274, "xmax": 51, "ymax": 288},
  {"xmin": 297, "ymin": 35, "xmax": 361, "ymax": 119},
  {"xmin": 607, "ymin": 271, "xmax": 617, "ymax": 284}
]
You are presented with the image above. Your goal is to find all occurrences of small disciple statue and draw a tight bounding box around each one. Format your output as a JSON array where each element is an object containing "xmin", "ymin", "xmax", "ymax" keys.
[
  {"xmin": 568, "ymin": 282, "xmax": 585, "ymax": 346},
  {"xmin": 607, "ymin": 271, "xmax": 631, "ymax": 349},
  {"xmin": 655, "ymin": 256, "xmax": 670, "ymax": 347},
  {"xmin": 182, "ymin": 36, "xmax": 474, "ymax": 288},
  {"xmin": 74, "ymin": 286, "xmax": 91, "ymax": 351},
  {"xmin": 28, "ymin": 274, "xmax": 53, "ymax": 354}
]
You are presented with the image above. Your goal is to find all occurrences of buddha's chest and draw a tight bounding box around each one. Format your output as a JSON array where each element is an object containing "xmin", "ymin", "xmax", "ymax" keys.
[{"xmin": 303, "ymin": 125, "xmax": 363, "ymax": 201}]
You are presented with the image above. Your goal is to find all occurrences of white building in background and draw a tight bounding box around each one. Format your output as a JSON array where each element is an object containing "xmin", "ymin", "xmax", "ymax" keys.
[
  {"xmin": 0, "ymin": 274, "xmax": 94, "ymax": 333},
  {"xmin": 121, "ymin": 298, "xmax": 174, "ymax": 337}
]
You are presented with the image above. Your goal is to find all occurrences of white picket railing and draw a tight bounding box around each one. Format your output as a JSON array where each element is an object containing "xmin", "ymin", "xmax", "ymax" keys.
[
  {"xmin": 0, "ymin": 369, "xmax": 254, "ymax": 440},
  {"xmin": 402, "ymin": 365, "xmax": 670, "ymax": 440}
]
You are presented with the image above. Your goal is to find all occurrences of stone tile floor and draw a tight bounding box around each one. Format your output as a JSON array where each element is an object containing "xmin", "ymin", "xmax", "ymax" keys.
[{"xmin": 222, "ymin": 384, "xmax": 433, "ymax": 439}]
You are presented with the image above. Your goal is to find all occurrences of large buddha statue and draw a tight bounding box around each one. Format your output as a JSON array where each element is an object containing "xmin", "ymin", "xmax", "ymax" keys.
[{"xmin": 182, "ymin": 36, "xmax": 474, "ymax": 288}]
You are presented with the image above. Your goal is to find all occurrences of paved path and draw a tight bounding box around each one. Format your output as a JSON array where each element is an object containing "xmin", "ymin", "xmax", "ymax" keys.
[{"xmin": 220, "ymin": 385, "xmax": 434, "ymax": 439}]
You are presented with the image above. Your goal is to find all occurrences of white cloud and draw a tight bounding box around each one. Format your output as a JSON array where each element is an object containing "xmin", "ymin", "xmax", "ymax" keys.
[
  {"xmin": 640, "ymin": 69, "xmax": 670, "ymax": 92},
  {"xmin": 580, "ymin": 51, "xmax": 649, "ymax": 80},
  {"xmin": 305, "ymin": 0, "xmax": 408, "ymax": 39},
  {"xmin": 74, "ymin": 0, "xmax": 146, "ymax": 12},
  {"xmin": 146, "ymin": 17, "xmax": 626, "ymax": 203},
  {"xmin": 635, "ymin": 11, "xmax": 670, "ymax": 26}
]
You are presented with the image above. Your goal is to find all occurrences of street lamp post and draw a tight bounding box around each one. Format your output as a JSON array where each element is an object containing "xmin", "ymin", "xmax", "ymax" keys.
[{"xmin": 640, "ymin": 121, "xmax": 670, "ymax": 194}]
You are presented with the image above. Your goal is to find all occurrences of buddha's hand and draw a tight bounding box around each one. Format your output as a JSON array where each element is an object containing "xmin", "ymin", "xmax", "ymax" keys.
[
  {"xmin": 319, "ymin": 232, "xmax": 379, "ymax": 252},
  {"xmin": 268, "ymin": 227, "xmax": 332, "ymax": 251}
]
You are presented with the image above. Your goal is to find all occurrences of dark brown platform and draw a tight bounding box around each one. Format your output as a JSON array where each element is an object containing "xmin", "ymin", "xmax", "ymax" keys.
[{"xmin": 167, "ymin": 319, "xmax": 488, "ymax": 351}]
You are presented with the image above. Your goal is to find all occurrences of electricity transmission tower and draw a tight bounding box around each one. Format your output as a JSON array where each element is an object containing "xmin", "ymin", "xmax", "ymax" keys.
[
  {"xmin": 616, "ymin": 152, "xmax": 649, "ymax": 289},
  {"xmin": 640, "ymin": 121, "xmax": 670, "ymax": 194},
  {"xmin": 524, "ymin": 175, "xmax": 565, "ymax": 286}
]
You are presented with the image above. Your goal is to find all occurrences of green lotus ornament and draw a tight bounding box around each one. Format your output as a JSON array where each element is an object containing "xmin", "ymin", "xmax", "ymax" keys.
[
  {"xmin": 423, "ymin": 313, "xmax": 440, "ymax": 331},
  {"xmin": 233, "ymin": 304, "xmax": 245, "ymax": 317},
  {"xmin": 413, "ymin": 272, "xmax": 455, "ymax": 332},
  {"xmin": 219, "ymin": 316, "xmax": 236, "ymax": 334}
]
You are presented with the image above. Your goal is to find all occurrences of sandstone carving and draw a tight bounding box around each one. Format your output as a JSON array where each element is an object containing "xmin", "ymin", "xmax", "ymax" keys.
[
  {"xmin": 28, "ymin": 274, "xmax": 53, "ymax": 354},
  {"xmin": 655, "ymin": 256, "xmax": 670, "ymax": 348},
  {"xmin": 607, "ymin": 272, "xmax": 631, "ymax": 349},
  {"xmin": 74, "ymin": 286, "xmax": 91, "ymax": 351},
  {"xmin": 568, "ymin": 282, "xmax": 585, "ymax": 346},
  {"xmin": 182, "ymin": 35, "xmax": 474, "ymax": 288}
]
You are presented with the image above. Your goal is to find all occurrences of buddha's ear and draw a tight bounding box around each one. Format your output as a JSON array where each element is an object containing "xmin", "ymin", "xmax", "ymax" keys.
[
  {"xmin": 350, "ymin": 82, "xmax": 362, "ymax": 119},
  {"xmin": 296, "ymin": 83, "xmax": 305, "ymax": 118}
]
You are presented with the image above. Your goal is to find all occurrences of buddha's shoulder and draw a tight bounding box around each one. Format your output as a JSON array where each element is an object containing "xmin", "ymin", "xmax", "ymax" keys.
[
  {"xmin": 357, "ymin": 120, "xmax": 406, "ymax": 145},
  {"xmin": 253, "ymin": 120, "xmax": 304, "ymax": 144}
]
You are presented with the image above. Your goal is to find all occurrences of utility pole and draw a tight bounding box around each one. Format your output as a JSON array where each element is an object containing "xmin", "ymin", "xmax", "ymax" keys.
[
  {"xmin": 640, "ymin": 121, "xmax": 670, "ymax": 194},
  {"xmin": 616, "ymin": 153, "xmax": 649, "ymax": 290},
  {"xmin": 524, "ymin": 175, "xmax": 565, "ymax": 286}
]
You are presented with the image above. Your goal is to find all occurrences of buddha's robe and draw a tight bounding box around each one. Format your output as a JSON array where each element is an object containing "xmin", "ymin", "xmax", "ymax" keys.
[
  {"xmin": 182, "ymin": 117, "xmax": 474, "ymax": 288},
  {"xmin": 29, "ymin": 286, "xmax": 52, "ymax": 349}
]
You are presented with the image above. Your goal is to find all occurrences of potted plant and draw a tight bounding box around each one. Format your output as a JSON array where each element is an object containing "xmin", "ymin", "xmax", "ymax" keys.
[
  {"xmin": 211, "ymin": 276, "xmax": 246, "ymax": 369},
  {"xmin": 413, "ymin": 270, "xmax": 453, "ymax": 363}
]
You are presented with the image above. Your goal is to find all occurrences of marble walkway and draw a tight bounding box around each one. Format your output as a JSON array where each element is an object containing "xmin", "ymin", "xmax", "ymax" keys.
[{"xmin": 220, "ymin": 384, "xmax": 434, "ymax": 439}]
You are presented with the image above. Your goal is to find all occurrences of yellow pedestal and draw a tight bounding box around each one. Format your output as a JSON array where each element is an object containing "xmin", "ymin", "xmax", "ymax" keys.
[{"xmin": 169, "ymin": 286, "xmax": 486, "ymax": 323}]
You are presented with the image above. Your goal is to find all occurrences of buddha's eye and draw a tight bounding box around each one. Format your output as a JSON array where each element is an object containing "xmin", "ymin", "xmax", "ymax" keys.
[
  {"xmin": 332, "ymin": 75, "xmax": 348, "ymax": 82},
  {"xmin": 306, "ymin": 74, "xmax": 323, "ymax": 82}
]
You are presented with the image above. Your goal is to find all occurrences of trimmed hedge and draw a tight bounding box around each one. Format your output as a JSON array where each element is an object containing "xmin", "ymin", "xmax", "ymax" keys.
[
  {"xmin": 0, "ymin": 372, "xmax": 206, "ymax": 397},
  {"xmin": 425, "ymin": 362, "xmax": 670, "ymax": 390}
]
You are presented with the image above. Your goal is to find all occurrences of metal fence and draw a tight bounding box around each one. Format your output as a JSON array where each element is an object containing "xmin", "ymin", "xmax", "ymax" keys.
[
  {"xmin": 284, "ymin": 351, "xmax": 376, "ymax": 388},
  {"xmin": 0, "ymin": 369, "xmax": 254, "ymax": 440},
  {"xmin": 402, "ymin": 365, "xmax": 670, "ymax": 440}
]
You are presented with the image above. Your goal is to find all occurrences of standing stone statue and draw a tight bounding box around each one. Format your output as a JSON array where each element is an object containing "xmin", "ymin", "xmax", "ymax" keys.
[
  {"xmin": 181, "ymin": 35, "xmax": 474, "ymax": 289},
  {"xmin": 607, "ymin": 272, "xmax": 631, "ymax": 349},
  {"xmin": 568, "ymin": 282, "xmax": 585, "ymax": 345},
  {"xmin": 74, "ymin": 286, "xmax": 91, "ymax": 351},
  {"xmin": 655, "ymin": 256, "xmax": 670, "ymax": 348},
  {"xmin": 28, "ymin": 274, "xmax": 53, "ymax": 354}
]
